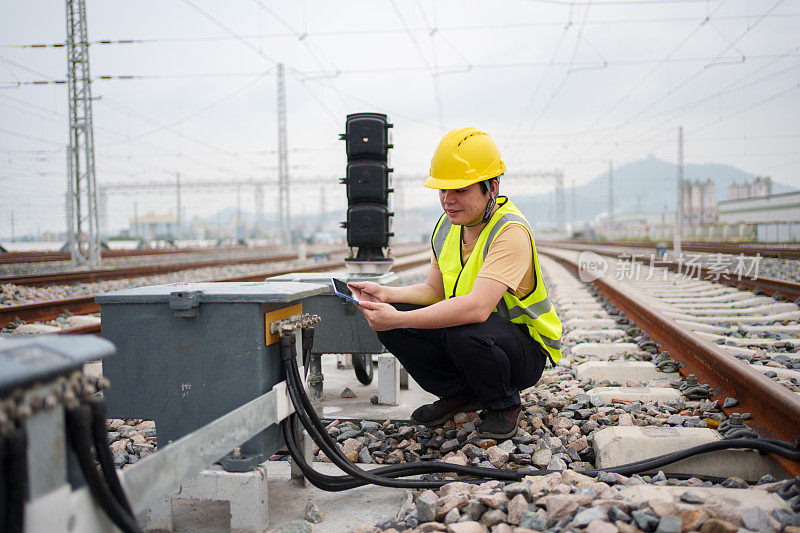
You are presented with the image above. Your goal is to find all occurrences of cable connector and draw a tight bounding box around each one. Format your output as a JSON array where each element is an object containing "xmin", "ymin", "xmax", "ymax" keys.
[{"xmin": 270, "ymin": 313, "xmax": 321, "ymax": 337}]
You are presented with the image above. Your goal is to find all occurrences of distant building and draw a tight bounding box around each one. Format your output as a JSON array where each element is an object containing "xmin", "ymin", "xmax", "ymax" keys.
[
  {"xmin": 129, "ymin": 210, "xmax": 178, "ymax": 240},
  {"xmin": 728, "ymin": 176, "xmax": 772, "ymax": 201},
  {"xmin": 681, "ymin": 178, "xmax": 716, "ymax": 224}
]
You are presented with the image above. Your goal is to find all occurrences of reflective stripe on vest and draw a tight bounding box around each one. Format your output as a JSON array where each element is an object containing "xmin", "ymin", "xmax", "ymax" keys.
[{"xmin": 430, "ymin": 197, "xmax": 563, "ymax": 363}]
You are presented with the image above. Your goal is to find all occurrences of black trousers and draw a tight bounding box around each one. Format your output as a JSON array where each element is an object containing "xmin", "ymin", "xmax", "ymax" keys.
[{"xmin": 376, "ymin": 304, "xmax": 548, "ymax": 410}]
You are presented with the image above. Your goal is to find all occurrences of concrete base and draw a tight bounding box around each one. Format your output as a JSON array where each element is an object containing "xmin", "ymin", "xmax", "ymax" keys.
[
  {"xmin": 558, "ymin": 303, "xmax": 606, "ymax": 312},
  {"xmin": 674, "ymin": 320, "xmax": 732, "ymax": 334},
  {"xmin": 556, "ymin": 297, "xmax": 597, "ymax": 305},
  {"xmin": 593, "ymin": 426, "xmax": 788, "ymax": 482},
  {"xmin": 742, "ymin": 324, "xmax": 800, "ymax": 334},
  {"xmin": 576, "ymin": 361, "xmax": 677, "ymax": 382},
  {"xmin": 378, "ymin": 353, "xmax": 399, "ymax": 405},
  {"xmin": 570, "ymin": 343, "xmax": 643, "ymax": 357},
  {"xmin": 617, "ymin": 485, "xmax": 790, "ymax": 514},
  {"xmin": 143, "ymin": 461, "xmax": 411, "ymax": 533},
  {"xmin": 564, "ymin": 329, "xmax": 626, "ymax": 341},
  {"xmin": 143, "ymin": 463, "xmax": 269, "ymax": 533},
  {"xmin": 563, "ymin": 318, "xmax": 617, "ymax": 329},
  {"xmin": 586, "ymin": 386, "xmax": 681, "ymax": 402},
  {"xmin": 13, "ymin": 324, "xmax": 60, "ymax": 334},
  {"xmin": 66, "ymin": 315, "xmax": 102, "ymax": 327},
  {"xmin": 750, "ymin": 364, "xmax": 800, "ymax": 381},
  {"xmin": 313, "ymin": 351, "xmax": 436, "ymax": 421},
  {"xmin": 563, "ymin": 309, "xmax": 609, "ymax": 321}
]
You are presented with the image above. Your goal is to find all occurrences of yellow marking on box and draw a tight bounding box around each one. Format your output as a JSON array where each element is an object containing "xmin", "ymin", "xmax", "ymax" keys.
[{"xmin": 264, "ymin": 303, "xmax": 302, "ymax": 346}]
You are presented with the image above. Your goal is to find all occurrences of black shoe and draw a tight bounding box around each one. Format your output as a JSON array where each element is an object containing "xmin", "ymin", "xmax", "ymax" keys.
[
  {"xmin": 477, "ymin": 407, "xmax": 522, "ymax": 439},
  {"xmin": 410, "ymin": 396, "xmax": 482, "ymax": 427}
]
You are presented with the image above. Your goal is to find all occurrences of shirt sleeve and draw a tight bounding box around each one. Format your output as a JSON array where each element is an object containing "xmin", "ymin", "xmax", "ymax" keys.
[{"xmin": 476, "ymin": 224, "xmax": 532, "ymax": 292}]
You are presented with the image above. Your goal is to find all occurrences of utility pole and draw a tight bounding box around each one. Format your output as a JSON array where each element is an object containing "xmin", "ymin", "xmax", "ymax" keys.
[
  {"xmin": 555, "ymin": 171, "xmax": 566, "ymax": 233},
  {"xmin": 133, "ymin": 201, "xmax": 138, "ymax": 240},
  {"xmin": 608, "ymin": 160, "xmax": 614, "ymax": 224},
  {"xmin": 319, "ymin": 187, "xmax": 326, "ymax": 228},
  {"xmin": 175, "ymin": 172, "xmax": 182, "ymax": 240},
  {"xmin": 65, "ymin": 0, "xmax": 100, "ymax": 265},
  {"xmin": 10, "ymin": 211, "xmax": 14, "ymax": 242},
  {"xmin": 276, "ymin": 63, "xmax": 290, "ymax": 245},
  {"xmin": 236, "ymin": 185, "xmax": 242, "ymax": 241},
  {"xmin": 254, "ymin": 184, "xmax": 264, "ymax": 238},
  {"xmin": 571, "ymin": 179, "xmax": 576, "ymax": 230},
  {"xmin": 675, "ymin": 126, "xmax": 684, "ymax": 258}
]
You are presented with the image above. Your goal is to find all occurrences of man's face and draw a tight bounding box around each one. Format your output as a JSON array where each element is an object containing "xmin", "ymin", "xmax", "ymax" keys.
[{"xmin": 439, "ymin": 182, "xmax": 490, "ymax": 226}]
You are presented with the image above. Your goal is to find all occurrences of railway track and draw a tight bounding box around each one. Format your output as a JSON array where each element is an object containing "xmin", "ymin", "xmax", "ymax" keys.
[
  {"xmin": 323, "ymin": 248, "xmax": 800, "ymax": 530},
  {"xmin": 544, "ymin": 240, "xmax": 800, "ymax": 260},
  {"xmin": 0, "ymin": 250, "xmax": 310, "ymax": 286},
  {"xmin": 0, "ymin": 248, "xmax": 431, "ymax": 335},
  {"xmin": 542, "ymin": 241, "xmax": 800, "ymax": 300},
  {"xmin": 538, "ymin": 245, "xmax": 800, "ymax": 477},
  {"xmin": 0, "ymin": 245, "xmax": 274, "ymax": 265}
]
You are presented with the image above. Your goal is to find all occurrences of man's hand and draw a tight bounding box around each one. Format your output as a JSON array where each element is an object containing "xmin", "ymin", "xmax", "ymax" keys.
[
  {"xmin": 358, "ymin": 301, "xmax": 403, "ymax": 331},
  {"xmin": 348, "ymin": 281, "xmax": 389, "ymax": 303}
]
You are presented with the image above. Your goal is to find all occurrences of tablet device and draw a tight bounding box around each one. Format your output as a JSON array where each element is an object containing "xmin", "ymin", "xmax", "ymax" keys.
[{"xmin": 331, "ymin": 278, "xmax": 362, "ymax": 306}]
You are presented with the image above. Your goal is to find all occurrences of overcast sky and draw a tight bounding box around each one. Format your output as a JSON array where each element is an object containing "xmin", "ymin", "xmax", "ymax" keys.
[{"xmin": 1, "ymin": 0, "xmax": 799, "ymax": 237}]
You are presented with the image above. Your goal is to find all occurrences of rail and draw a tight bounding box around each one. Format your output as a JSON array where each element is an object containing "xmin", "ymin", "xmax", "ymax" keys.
[
  {"xmin": 0, "ymin": 245, "xmax": 276, "ymax": 265},
  {"xmin": 0, "ymin": 247, "xmax": 430, "ymax": 331},
  {"xmin": 541, "ymin": 239, "xmax": 800, "ymax": 260},
  {"xmin": 539, "ymin": 245, "xmax": 800, "ymax": 477},
  {"xmin": 542, "ymin": 241, "xmax": 800, "ymax": 300}
]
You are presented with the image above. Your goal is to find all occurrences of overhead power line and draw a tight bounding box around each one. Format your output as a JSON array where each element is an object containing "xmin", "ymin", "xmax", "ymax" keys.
[
  {"xmin": 3, "ymin": 53, "xmax": 795, "ymax": 86},
  {"xmin": 8, "ymin": 13, "xmax": 800, "ymax": 48}
]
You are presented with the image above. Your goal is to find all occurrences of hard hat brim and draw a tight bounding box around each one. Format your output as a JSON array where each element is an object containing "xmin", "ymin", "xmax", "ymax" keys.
[{"xmin": 423, "ymin": 175, "xmax": 486, "ymax": 189}]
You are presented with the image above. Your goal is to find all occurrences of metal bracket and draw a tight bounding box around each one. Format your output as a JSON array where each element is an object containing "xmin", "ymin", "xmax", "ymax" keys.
[
  {"xmin": 169, "ymin": 291, "xmax": 202, "ymax": 319},
  {"xmin": 269, "ymin": 313, "xmax": 321, "ymax": 337}
]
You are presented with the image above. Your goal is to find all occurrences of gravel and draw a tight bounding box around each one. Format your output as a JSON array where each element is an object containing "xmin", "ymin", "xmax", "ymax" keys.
[{"xmin": 343, "ymin": 254, "xmax": 800, "ymax": 532}]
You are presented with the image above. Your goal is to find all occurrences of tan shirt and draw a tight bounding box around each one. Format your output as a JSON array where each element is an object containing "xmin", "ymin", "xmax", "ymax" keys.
[{"xmin": 431, "ymin": 224, "xmax": 534, "ymax": 298}]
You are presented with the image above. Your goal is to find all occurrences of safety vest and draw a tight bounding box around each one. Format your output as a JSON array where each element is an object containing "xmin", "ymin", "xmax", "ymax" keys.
[{"xmin": 431, "ymin": 197, "xmax": 562, "ymax": 364}]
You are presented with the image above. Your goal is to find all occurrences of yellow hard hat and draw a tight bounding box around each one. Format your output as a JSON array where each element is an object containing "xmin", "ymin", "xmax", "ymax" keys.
[{"xmin": 424, "ymin": 127, "xmax": 506, "ymax": 189}]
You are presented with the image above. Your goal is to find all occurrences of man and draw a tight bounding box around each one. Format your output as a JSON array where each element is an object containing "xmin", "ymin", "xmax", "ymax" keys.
[{"xmin": 349, "ymin": 127, "xmax": 562, "ymax": 439}]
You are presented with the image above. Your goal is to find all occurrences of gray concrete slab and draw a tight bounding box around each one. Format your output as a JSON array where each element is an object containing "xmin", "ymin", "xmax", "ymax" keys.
[
  {"xmin": 563, "ymin": 328, "xmax": 626, "ymax": 341},
  {"xmin": 311, "ymin": 353, "xmax": 437, "ymax": 421},
  {"xmin": 586, "ymin": 386, "xmax": 681, "ymax": 402},
  {"xmin": 166, "ymin": 461, "xmax": 410, "ymax": 533},
  {"xmin": 265, "ymin": 462, "xmax": 410, "ymax": 532},
  {"xmin": 575, "ymin": 361, "xmax": 678, "ymax": 382},
  {"xmin": 617, "ymin": 484, "xmax": 790, "ymax": 513},
  {"xmin": 563, "ymin": 318, "xmax": 617, "ymax": 329},
  {"xmin": 593, "ymin": 426, "xmax": 787, "ymax": 481},
  {"xmin": 749, "ymin": 364, "xmax": 800, "ymax": 381},
  {"xmin": 570, "ymin": 343, "xmax": 645, "ymax": 357},
  {"xmin": 562, "ymin": 309, "xmax": 610, "ymax": 320}
]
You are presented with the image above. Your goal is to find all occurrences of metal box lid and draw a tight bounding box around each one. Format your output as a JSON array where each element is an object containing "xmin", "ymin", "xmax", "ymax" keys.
[
  {"xmin": 268, "ymin": 271, "xmax": 399, "ymax": 291},
  {"xmin": 95, "ymin": 281, "xmax": 328, "ymax": 304},
  {"xmin": 0, "ymin": 336, "xmax": 115, "ymax": 394}
]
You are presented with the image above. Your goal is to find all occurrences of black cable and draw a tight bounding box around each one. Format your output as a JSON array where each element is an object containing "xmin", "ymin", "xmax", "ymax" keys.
[
  {"xmin": 280, "ymin": 335, "xmax": 523, "ymax": 489},
  {"xmin": 280, "ymin": 332, "xmax": 800, "ymax": 491},
  {"xmin": 281, "ymin": 338, "xmax": 458, "ymax": 488},
  {"xmin": 66, "ymin": 406, "xmax": 143, "ymax": 533},
  {"xmin": 87, "ymin": 399, "xmax": 135, "ymax": 515},
  {"xmin": 281, "ymin": 415, "xmax": 517, "ymax": 491},
  {"xmin": 3, "ymin": 429, "xmax": 25, "ymax": 533},
  {"xmin": 580, "ymin": 438, "xmax": 800, "ymax": 477}
]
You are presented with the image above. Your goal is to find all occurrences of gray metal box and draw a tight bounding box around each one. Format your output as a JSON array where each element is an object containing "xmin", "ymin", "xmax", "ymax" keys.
[
  {"xmin": 268, "ymin": 272, "xmax": 398, "ymax": 354},
  {"xmin": 96, "ymin": 281, "xmax": 326, "ymax": 471}
]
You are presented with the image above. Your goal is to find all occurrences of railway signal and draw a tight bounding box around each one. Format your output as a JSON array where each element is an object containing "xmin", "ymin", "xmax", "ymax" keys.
[{"xmin": 339, "ymin": 113, "xmax": 395, "ymax": 266}]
